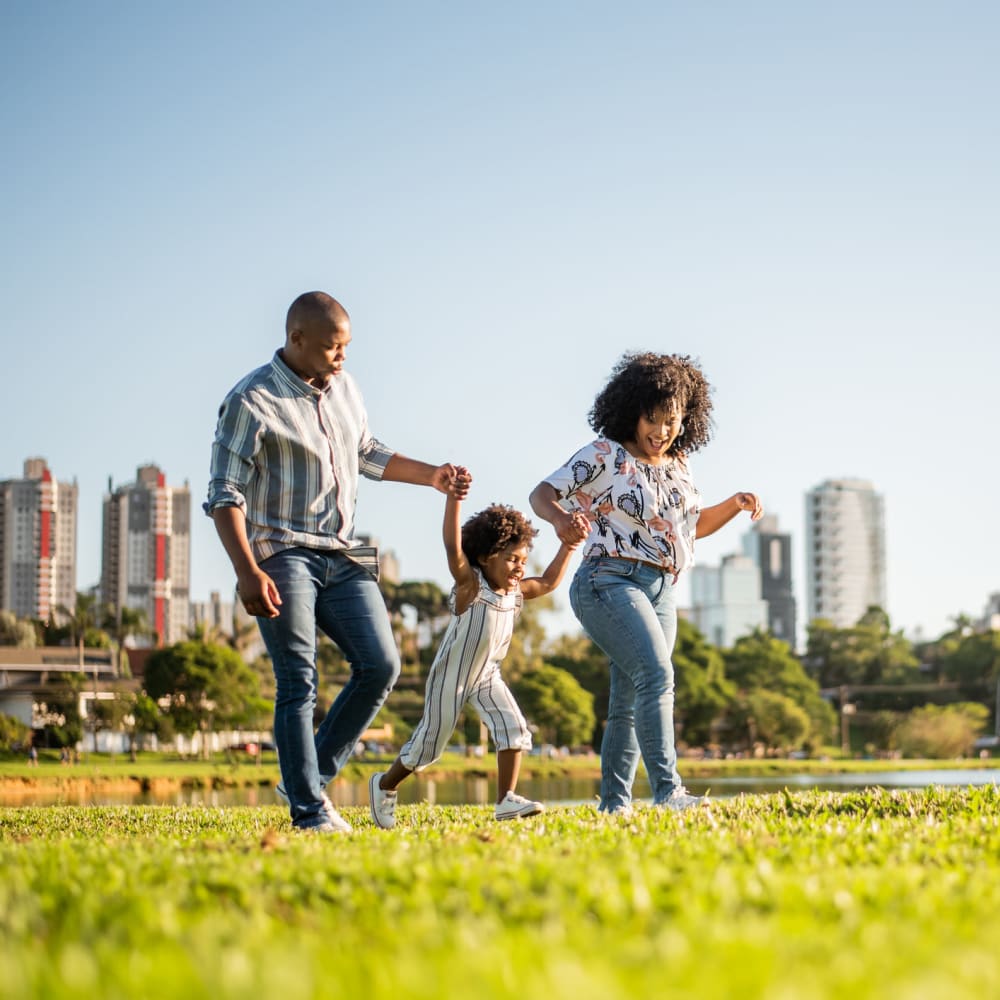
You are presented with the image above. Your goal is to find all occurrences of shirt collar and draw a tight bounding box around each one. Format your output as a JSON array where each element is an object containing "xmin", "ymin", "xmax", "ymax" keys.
[{"xmin": 270, "ymin": 350, "xmax": 326, "ymax": 398}]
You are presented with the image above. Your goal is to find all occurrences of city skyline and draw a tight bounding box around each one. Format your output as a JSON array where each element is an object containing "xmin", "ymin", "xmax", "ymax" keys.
[
  {"xmin": 3, "ymin": 4, "xmax": 997, "ymax": 644},
  {"xmin": 2, "ymin": 452, "xmax": 995, "ymax": 647}
]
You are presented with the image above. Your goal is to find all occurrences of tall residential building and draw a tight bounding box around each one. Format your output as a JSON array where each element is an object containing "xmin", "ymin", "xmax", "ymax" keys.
[
  {"xmin": 0, "ymin": 458, "xmax": 78, "ymax": 622},
  {"xmin": 689, "ymin": 553, "xmax": 768, "ymax": 648},
  {"xmin": 741, "ymin": 514, "xmax": 797, "ymax": 649},
  {"xmin": 805, "ymin": 478, "xmax": 886, "ymax": 629},
  {"xmin": 101, "ymin": 464, "xmax": 190, "ymax": 645}
]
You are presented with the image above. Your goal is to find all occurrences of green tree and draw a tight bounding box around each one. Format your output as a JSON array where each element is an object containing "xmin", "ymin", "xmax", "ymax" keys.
[
  {"xmin": 37, "ymin": 672, "xmax": 86, "ymax": 747},
  {"xmin": 0, "ymin": 610, "xmax": 38, "ymax": 647},
  {"xmin": 744, "ymin": 690, "xmax": 811, "ymax": 751},
  {"xmin": 0, "ymin": 712, "xmax": 30, "ymax": 750},
  {"xmin": 805, "ymin": 607, "xmax": 920, "ymax": 688},
  {"xmin": 512, "ymin": 664, "xmax": 596, "ymax": 747},
  {"xmin": 546, "ymin": 632, "xmax": 609, "ymax": 747},
  {"xmin": 673, "ymin": 618, "xmax": 735, "ymax": 746},
  {"xmin": 940, "ymin": 630, "xmax": 1000, "ymax": 690},
  {"xmin": 90, "ymin": 686, "xmax": 137, "ymax": 757},
  {"xmin": 144, "ymin": 641, "xmax": 269, "ymax": 758},
  {"xmin": 723, "ymin": 629, "xmax": 836, "ymax": 749}
]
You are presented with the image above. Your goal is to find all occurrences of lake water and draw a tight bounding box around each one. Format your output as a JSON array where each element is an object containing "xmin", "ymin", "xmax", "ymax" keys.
[{"xmin": 4, "ymin": 768, "xmax": 998, "ymax": 808}]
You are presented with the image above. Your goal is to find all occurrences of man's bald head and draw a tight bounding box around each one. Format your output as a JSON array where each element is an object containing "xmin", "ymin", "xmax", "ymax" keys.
[
  {"xmin": 282, "ymin": 291, "xmax": 352, "ymax": 387},
  {"xmin": 285, "ymin": 292, "xmax": 350, "ymax": 340}
]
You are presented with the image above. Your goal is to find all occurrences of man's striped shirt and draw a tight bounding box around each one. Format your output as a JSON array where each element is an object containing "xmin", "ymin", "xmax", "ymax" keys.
[{"xmin": 204, "ymin": 351, "xmax": 394, "ymax": 576}]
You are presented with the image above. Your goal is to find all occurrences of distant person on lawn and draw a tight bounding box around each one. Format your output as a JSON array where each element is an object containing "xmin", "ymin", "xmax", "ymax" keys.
[
  {"xmin": 368, "ymin": 481, "xmax": 588, "ymax": 827},
  {"xmin": 206, "ymin": 290, "xmax": 470, "ymax": 834}
]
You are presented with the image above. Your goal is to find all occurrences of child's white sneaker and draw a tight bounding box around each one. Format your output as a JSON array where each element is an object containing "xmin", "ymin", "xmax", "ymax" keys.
[
  {"xmin": 368, "ymin": 771, "xmax": 397, "ymax": 829},
  {"xmin": 495, "ymin": 791, "xmax": 545, "ymax": 821}
]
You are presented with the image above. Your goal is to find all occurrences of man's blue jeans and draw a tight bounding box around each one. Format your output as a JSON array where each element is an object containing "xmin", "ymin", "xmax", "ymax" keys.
[
  {"xmin": 256, "ymin": 547, "xmax": 400, "ymax": 828},
  {"xmin": 569, "ymin": 557, "xmax": 683, "ymax": 812}
]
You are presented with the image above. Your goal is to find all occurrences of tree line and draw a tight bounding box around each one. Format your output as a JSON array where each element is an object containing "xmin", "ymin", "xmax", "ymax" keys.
[{"xmin": 1, "ymin": 585, "xmax": 997, "ymax": 760}]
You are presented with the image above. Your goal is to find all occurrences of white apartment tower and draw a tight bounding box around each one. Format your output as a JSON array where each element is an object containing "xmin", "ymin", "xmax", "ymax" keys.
[
  {"xmin": 805, "ymin": 478, "xmax": 886, "ymax": 629},
  {"xmin": 689, "ymin": 553, "xmax": 768, "ymax": 648},
  {"xmin": 0, "ymin": 458, "xmax": 78, "ymax": 622},
  {"xmin": 101, "ymin": 464, "xmax": 191, "ymax": 645}
]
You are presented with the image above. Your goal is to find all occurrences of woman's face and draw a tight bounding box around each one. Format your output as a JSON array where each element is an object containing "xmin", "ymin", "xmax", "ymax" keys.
[{"xmin": 629, "ymin": 403, "xmax": 684, "ymax": 464}]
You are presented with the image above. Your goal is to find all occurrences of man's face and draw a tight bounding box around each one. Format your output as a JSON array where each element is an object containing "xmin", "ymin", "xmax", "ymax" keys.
[{"xmin": 287, "ymin": 316, "xmax": 352, "ymax": 387}]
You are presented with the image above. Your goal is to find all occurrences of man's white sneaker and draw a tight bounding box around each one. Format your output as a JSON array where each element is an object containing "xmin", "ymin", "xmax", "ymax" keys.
[
  {"xmin": 495, "ymin": 791, "xmax": 545, "ymax": 821},
  {"xmin": 662, "ymin": 787, "xmax": 710, "ymax": 813},
  {"xmin": 369, "ymin": 772, "xmax": 397, "ymax": 830},
  {"xmin": 319, "ymin": 793, "xmax": 352, "ymax": 833}
]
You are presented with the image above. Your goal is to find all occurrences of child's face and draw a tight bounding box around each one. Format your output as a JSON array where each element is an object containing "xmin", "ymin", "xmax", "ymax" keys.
[{"xmin": 478, "ymin": 542, "xmax": 530, "ymax": 594}]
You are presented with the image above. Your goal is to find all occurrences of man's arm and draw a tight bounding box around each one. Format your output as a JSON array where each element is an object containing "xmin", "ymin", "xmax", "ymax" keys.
[
  {"xmin": 382, "ymin": 455, "xmax": 471, "ymax": 497},
  {"xmin": 211, "ymin": 506, "xmax": 281, "ymax": 618}
]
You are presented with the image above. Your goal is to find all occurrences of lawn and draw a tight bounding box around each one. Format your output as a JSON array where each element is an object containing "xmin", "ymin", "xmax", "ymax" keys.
[{"xmin": 2, "ymin": 786, "xmax": 999, "ymax": 999}]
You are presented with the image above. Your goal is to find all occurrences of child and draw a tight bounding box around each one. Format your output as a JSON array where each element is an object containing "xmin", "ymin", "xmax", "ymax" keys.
[{"xmin": 369, "ymin": 473, "xmax": 588, "ymax": 826}]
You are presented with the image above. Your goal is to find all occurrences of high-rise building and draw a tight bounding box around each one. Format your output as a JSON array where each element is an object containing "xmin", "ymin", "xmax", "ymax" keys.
[
  {"xmin": 101, "ymin": 464, "xmax": 190, "ymax": 645},
  {"xmin": 689, "ymin": 553, "xmax": 768, "ymax": 648},
  {"xmin": 741, "ymin": 514, "xmax": 797, "ymax": 649},
  {"xmin": 0, "ymin": 458, "xmax": 78, "ymax": 622},
  {"xmin": 805, "ymin": 478, "xmax": 886, "ymax": 629}
]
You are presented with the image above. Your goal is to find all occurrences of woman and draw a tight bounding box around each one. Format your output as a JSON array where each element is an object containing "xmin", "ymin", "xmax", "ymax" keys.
[{"xmin": 530, "ymin": 352, "xmax": 762, "ymax": 814}]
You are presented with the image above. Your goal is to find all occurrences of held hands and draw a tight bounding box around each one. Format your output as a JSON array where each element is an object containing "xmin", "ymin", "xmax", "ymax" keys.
[
  {"xmin": 433, "ymin": 463, "xmax": 472, "ymax": 499},
  {"xmin": 733, "ymin": 492, "xmax": 764, "ymax": 521},
  {"xmin": 556, "ymin": 509, "xmax": 590, "ymax": 548},
  {"xmin": 237, "ymin": 569, "xmax": 282, "ymax": 619}
]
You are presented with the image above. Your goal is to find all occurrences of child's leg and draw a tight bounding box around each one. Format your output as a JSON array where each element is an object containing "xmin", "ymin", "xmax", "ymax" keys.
[
  {"xmin": 380, "ymin": 756, "xmax": 413, "ymax": 791},
  {"xmin": 497, "ymin": 749, "xmax": 522, "ymax": 801},
  {"xmin": 468, "ymin": 669, "xmax": 534, "ymax": 804}
]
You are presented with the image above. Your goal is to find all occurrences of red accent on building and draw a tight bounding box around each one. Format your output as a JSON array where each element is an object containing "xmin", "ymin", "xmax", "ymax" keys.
[{"xmin": 154, "ymin": 530, "xmax": 166, "ymax": 644}]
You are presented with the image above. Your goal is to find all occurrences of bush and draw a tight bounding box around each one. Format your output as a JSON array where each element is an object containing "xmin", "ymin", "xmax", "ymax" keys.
[
  {"xmin": 0, "ymin": 712, "xmax": 30, "ymax": 750},
  {"xmin": 896, "ymin": 703, "xmax": 989, "ymax": 758}
]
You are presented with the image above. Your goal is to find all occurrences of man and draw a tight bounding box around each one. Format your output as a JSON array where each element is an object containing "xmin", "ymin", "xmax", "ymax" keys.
[{"xmin": 206, "ymin": 291, "xmax": 469, "ymax": 833}]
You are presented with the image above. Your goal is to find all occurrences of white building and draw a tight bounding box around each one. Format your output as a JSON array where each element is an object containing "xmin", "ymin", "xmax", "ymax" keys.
[
  {"xmin": 689, "ymin": 553, "xmax": 768, "ymax": 648},
  {"xmin": 101, "ymin": 464, "xmax": 190, "ymax": 645},
  {"xmin": 805, "ymin": 478, "xmax": 886, "ymax": 629},
  {"xmin": 0, "ymin": 458, "xmax": 77, "ymax": 623}
]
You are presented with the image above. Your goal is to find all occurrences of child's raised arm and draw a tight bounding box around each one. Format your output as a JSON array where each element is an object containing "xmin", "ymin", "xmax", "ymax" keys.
[{"xmin": 443, "ymin": 467, "xmax": 479, "ymax": 611}]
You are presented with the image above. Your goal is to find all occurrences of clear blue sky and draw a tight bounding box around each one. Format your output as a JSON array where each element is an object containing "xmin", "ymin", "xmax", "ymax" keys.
[{"xmin": 2, "ymin": 2, "xmax": 997, "ymax": 645}]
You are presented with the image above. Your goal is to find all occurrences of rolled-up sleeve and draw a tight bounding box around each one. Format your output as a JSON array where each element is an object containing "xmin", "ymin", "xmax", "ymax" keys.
[
  {"xmin": 356, "ymin": 401, "xmax": 394, "ymax": 481},
  {"xmin": 204, "ymin": 395, "xmax": 261, "ymax": 514}
]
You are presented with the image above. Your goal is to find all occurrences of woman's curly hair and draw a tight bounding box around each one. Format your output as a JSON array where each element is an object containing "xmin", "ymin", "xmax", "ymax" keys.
[
  {"xmin": 588, "ymin": 352, "xmax": 714, "ymax": 456},
  {"xmin": 461, "ymin": 504, "xmax": 538, "ymax": 567}
]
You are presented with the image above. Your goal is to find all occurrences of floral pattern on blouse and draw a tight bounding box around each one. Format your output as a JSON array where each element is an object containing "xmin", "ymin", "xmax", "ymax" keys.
[{"xmin": 543, "ymin": 438, "xmax": 701, "ymax": 576}]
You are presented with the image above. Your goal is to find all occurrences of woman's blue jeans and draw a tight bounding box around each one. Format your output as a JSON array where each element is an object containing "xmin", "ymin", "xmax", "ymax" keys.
[
  {"xmin": 569, "ymin": 557, "xmax": 683, "ymax": 812},
  {"xmin": 256, "ymin": 547, "xmax": 400, "ymax": 828}
]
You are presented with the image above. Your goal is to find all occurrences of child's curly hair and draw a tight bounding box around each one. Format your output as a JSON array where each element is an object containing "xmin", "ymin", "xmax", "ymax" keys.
[
  {"xmin": 588, "ymin": 352, "xmax": 714, "ymax": 456},
  {"xmin": 462, "ymin": 504, "xmax": 538, "ymax": 567}
]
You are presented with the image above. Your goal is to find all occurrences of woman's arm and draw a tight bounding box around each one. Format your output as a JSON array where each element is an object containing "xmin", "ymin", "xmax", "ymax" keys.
[
  {"xmin": 529, "ymin": 482, "xmax": 590, "ymax": 545},
  {"xmin": 695, "ymin": 492, "xmax": 764, "ymax": 539}
]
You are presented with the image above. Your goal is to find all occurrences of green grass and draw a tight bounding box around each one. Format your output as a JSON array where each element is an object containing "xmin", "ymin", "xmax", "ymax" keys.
[{"xmin": 2, "ymin": 787, "xmax": 999, "ymax": 999}]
